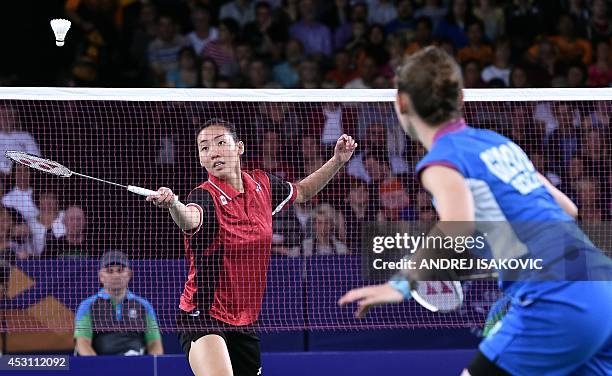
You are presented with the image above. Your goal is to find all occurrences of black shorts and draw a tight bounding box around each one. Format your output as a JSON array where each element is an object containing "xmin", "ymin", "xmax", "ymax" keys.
[
  {"xmin": 467, "ymin": 350, "xmax": 510, "ymax": 376},
  {"xmin": 178, "ymin": 312, "xmax": 261, "ymax": 376}
]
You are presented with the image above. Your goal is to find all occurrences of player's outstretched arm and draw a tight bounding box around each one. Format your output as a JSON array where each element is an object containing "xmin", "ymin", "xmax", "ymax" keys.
[
  {"xmin": 338, "ymin": 165, "xmax": 474, "ymax": 318},
  {"xmin": 146, "ymin": 187, "xmax": 201, "ymax": 231},
  {"xmin": 295, "ymin": 134, "xmax": 357, "ymax": 203},
  {"xmin": 537, "ymin": 173, "xmax": 578, "ymax": 218},
  {"xmin": 338, "ymin": 283, "xmax": 404, "ymax": 318}
]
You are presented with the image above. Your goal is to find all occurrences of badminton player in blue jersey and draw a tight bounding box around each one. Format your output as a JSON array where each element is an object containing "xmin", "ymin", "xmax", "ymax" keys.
[{"xmin": 339, "ymin": 46, "xmax": 612, "ymax": 375}]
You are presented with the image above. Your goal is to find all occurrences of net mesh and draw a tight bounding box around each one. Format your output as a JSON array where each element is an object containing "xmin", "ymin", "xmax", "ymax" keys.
[{"xmin": 0, "ymin": 90, "xmax": 610, "ymax": 335}]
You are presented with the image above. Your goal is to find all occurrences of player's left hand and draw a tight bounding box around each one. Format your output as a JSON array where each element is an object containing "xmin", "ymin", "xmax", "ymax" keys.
[
  {"xmin": 333, "ymin": 134, "xmax": 358, "ymax": 164},
  {"xmin": 338, "ymin": 283, "xmax": 404, "ymax": 318}
]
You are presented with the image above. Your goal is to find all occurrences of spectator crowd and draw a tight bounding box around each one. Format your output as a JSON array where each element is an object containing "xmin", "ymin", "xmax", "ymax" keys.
[
  {"xmin": 0, "ymin": 0, "xmax": 610, "ymax": 262},
  {"xmin": 0, "ymin": 96, "xmax": 610, "ymax": 261},
  {"xmin": 0, "ymin": 0, "xmax": 611, "ymax": 89}
]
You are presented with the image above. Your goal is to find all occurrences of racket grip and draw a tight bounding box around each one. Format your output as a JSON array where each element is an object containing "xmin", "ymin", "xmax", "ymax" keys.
[{"xmin": 127, "ymin": 185, "xmax": 158, "ymax": 197}]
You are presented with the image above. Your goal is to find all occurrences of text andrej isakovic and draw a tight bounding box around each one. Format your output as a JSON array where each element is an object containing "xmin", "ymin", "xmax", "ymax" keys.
[{"xmin": 371, "ymin": 233, "xmax": 543, "ymax": 271}]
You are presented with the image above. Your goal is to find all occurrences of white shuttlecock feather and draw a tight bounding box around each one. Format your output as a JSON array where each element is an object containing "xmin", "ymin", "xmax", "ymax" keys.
[{"xmin": 50, "ymin": 18, "xmax": 71, "ymax": 47}]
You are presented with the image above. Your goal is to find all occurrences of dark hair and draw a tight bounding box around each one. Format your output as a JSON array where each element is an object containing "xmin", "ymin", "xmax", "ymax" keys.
[
  {"xmin": 487, "ymin": 78, "xmax": 506, "ymax": 88},
  {"xmin": 462, "ymin": 59, "xmax": 482, "ymax": 71},
  {"xmin": 493, "ymin": 36, "xmax": 511, "ymax": 49},
  {"xmin": 219, "ymin": 17, "xmax": 240, "ymax": 36},
  {"xmin": 158, "ymin": 13, "xmax": 176, "ymax": 24},
  {"xmin": 444, "ymin": 0, "xmax": 476, "ymax": 25},
  {"xmin": 368, "ymin": 23, "xmax": 386, "ymax": 43},
  {"xmin": 197, "ymin": 118, "xmax": 239, "ymax": 141},
  {"xmin": 414, "ymin": 16, "xmax": 433, "ymax": 30},
  {"xmin": 396, "ymin": 46, "xmax": 462, "ymax": 125},
  {"xmin": 467, "ymin": 19, "xmax": 485, "ymax": 33},
  {"xmin": 255, "ymin": 1, "xmax": 272, "ymax": 11},
  {"xmin": 177, "ymin": 46, "xmax": 196, "ymax": 61},
  {"xmin": 199, "ymin": 57, "xmax": 219, "ymax": 87},
  {"xmin": 363, "ymin": 150, "xmax": 390, "ymax": 166},
  {"xmin": 191, "ymin": 5, "xmax": 210, "ymax": 18},
  {"xmin": 33, "ymin": 190, "xmax": 58, "ymax": 208},
  {"xmin": 509, "ymin": 64, "xmax": 530, "ymax": 88}
]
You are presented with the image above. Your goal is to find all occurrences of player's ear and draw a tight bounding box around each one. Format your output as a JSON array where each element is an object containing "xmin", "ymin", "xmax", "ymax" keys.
[
  {"xmin": 396, "ymin": 92, "xmax": 410, "ymax": 114},
  {"xmin": 237, "ymin": 140, "xmax": 245, "ymax": 155}
]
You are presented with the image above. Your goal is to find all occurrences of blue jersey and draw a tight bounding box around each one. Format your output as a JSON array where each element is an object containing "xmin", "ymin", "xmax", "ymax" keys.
[
  {"xmin": 415, "ymin": 118, "xmax": 612, "ymax": 374},
  {"xmin": 416, "ymin": 119, "xmax": 570, "ymax": 223},
  {"xmin": 415, "ymin": 119, "xmax": 611, "ymax": 295}
]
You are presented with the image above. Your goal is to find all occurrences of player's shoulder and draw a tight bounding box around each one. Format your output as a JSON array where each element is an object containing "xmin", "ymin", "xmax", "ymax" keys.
[
  {"xmin": 188, "ymin": 183, "xmax": 214, "ymax": 198},
  {"xmin": 185, "ymin": 185, "xmax": 215, "ymax": 211},
  {"xmin": 245, "ymin": 169, "xmax": 277, "ymax": 189},
  {"xmin": 434, "ymin": 126, "xmax": 508, "ymax": 152},
  {"xmin": 247, "ymin": 169, "xmax": 270, "ymax": 181}
]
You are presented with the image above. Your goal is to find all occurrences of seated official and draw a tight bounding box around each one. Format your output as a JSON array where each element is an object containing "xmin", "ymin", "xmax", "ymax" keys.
[{"xmin": 74, "ymin": 251, "xmax": 164, "ymax": 356}]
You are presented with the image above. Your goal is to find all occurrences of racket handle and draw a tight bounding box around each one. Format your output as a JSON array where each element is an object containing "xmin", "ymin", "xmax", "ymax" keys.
[{"xmin": 127, "ymin": 185, "xmax": 158, "ymax": 197}]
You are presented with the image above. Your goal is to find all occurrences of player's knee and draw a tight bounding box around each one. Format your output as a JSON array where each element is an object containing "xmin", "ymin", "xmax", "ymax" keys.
[{"xmin": 189, "ymin": 335, "xmax": 233, "ymax": 376}]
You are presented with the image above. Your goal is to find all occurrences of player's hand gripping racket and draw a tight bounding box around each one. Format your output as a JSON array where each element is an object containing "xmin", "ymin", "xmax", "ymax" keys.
[{"xmin": 5, "ymin": 150, "xmax": 158, "ymax": 197}]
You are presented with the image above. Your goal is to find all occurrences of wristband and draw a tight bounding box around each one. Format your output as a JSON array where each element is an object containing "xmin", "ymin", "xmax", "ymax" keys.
[{"xmin": 388, "ymin": 279, "xmax": 412, "ymax": 300}]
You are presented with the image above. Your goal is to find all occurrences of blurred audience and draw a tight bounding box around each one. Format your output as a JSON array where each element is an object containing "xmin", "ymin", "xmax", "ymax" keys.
[
  {"xmin": 342, "ymin": 178, "xmax": 375, "ymax": 252},
  {"xmin": 165, "ymin": 46, "xmax": 199, "ymax": 88},
  {"xmin": 481, "ymin": 37, "xmax": 511, "ymax": 86},
  {"xmin": 0, "ymin": 207, "xmax": 18, "ymax": 265},
  {"xmin": 2, "ymin": 164, "xmax": 39, "ymax": 223},
  {"xmin": 588, "ymin": 40, "xmax": 612, "ymax": 87},
  {"xmin": 1, "ymin": 0, "xmax": 607, "ymax": 90},
  {"xmin": 187, "ymin": 6, "xmax": 218, "ymax": 56},
  {"xmin": 290, "ymin": 0, "xmax": 332, "ymax": 58},
  {"xmin": 0, "ymin": 0, "xmax": 610, "ymax": 268},
  {"xmin": 296, "ymin": 203, "xmax": 348, "ymax": 257},
  {"xmin": 201, "ymin": 18, "xmax": 240, "ymax": 77},
  {"xmin": 46, "ymin": 205, "xmax": 90, "ymax": 258},
  {"xmin": 0, "ymin": 105, "xmax": 40, "ymax": 189},
  {"xmin": 457, "ymin": 20, "xmax": 493, "ymax": 66},
  {"xmin": 473, "ymin": 0, "xmax": 504, "ymax": 42},
  {"xmin": 29, "ymin": 192, "xmax": 65, "ymax": 258},
  {"xmin": 148, "ymin": 15, "xmax": 188, "ymax": 85}
]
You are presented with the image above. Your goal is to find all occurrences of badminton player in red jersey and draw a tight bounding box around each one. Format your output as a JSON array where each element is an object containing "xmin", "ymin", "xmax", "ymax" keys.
[{"xmin": 147, "ymin": 118, "xmax": 357, "ymax": 376}]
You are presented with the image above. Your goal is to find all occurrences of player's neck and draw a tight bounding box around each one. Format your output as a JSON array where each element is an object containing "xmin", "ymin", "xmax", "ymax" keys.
[
  {"xmin": 225, "ymin": 169, "xmax": 244, "ymax": 193},
  {"xmin": 416, "ymin": 118, "xmax": 460, "ymax": 150},
  {"xmin": 417, "ymin": 124, "xmax": 438, "ymax": 151}
]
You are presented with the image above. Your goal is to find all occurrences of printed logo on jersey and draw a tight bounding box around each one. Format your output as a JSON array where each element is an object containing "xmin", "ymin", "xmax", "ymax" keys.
[
  {"xmin": 220, "ymin": 195, "xmax": 228, "ymax": 205},
  {"xmin": 479, "ymin": 142, "xmax": 542, "ymax": 195},
  {"xmin": 128, "ymin": 308, "xmax": 138, "ymax": 319}
]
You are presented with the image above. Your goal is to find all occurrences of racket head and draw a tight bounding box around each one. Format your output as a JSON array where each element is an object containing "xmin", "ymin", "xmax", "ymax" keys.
[
  {"xmin": 410, "ymin": 280, "xmax": 464, "ymax": 313},
  {"xmin": 5, "ymin": 151, "xmax": 72, "ymax": 178}
]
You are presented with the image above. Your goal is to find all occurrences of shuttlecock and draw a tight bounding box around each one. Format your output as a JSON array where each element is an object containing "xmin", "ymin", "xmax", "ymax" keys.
[{"xmin": 50, "ymin": 18, "xmax": 71, "ymax": 46}]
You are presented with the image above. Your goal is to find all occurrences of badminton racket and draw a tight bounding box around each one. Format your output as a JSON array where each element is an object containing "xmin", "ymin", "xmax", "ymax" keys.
[
  {"xmin": 409, "ymin": 271, "xmax": 498, "ymax": 313},
  {"xmin": 5, "ymin": 150, "xmax": 157, "ymax": 197}
]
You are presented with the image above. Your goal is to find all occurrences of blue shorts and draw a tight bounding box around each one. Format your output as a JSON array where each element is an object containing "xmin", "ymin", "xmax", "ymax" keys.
[{"xmin": 480, "ymin": 281, "xmax": 612, "ymax": 376}]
